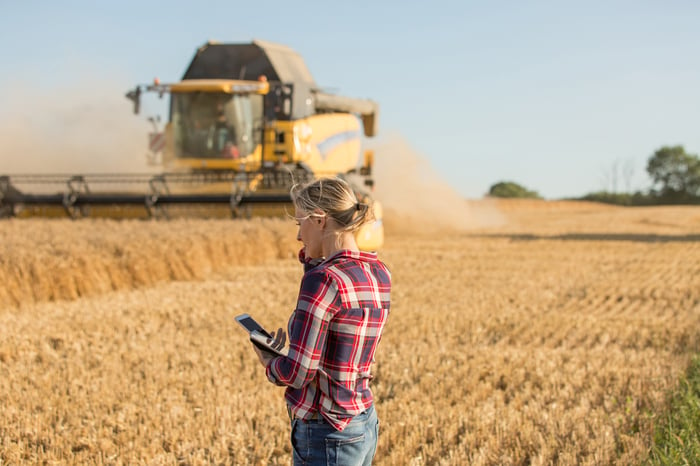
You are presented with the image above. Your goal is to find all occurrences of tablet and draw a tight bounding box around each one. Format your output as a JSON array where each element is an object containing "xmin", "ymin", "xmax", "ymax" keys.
[
  {"xmin": 235, "ymin": 313, "xmax": 272, "ymax": 338},
  {"xmin": 235, "ymin": 313, "xmax": 287, "ymax": 357}
]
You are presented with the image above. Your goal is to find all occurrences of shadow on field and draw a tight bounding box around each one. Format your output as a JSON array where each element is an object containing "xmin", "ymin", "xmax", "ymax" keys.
[{"xmin": 469, "ymin": 233, "xmax": 700, "ymax": 243}]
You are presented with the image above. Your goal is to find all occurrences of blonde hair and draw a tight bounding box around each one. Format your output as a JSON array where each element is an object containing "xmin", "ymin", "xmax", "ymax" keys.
[{"xmin": 291, "ymin": 177, "xmax": 373, "ymax": 234}]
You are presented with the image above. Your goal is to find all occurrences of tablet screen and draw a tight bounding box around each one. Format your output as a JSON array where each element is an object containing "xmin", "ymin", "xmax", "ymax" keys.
[{"xmin": 236, "ymin": 314, "xmax": 272, "ymax": 337}]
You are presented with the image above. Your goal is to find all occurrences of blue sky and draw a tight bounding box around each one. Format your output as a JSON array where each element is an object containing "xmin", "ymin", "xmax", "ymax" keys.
[{"xmin": 1, "ymin": 1, "xmax": 699, "ymax": 199}]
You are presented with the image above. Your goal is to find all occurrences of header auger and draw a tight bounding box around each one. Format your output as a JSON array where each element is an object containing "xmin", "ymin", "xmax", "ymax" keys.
[{"xmin": 1, "ymin": 40, "xmax": 384, "ymax": 250}]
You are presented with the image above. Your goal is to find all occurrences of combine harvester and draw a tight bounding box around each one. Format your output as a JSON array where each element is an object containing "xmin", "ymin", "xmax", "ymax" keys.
[{"xmin": 0, "ymin": 40, "xmax": 383, "ymax": 250}]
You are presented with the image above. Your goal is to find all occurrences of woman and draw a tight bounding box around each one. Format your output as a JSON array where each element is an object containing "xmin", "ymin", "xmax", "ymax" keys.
[{"xmin": 253, "ymin": 177, "xmax": 391, "ymax": 466}]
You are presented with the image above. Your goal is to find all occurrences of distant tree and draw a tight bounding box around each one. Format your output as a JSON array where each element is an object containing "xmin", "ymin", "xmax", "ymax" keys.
[
  {"xmin": 580, "ymin": 190, "xmax": 655, "ymax": 206},
  {"xmin": 646, "ymin": 146, "xmax": 700, "ymax": 202},
  {"xmin": 488, "ymin": 181, "xmax": 541, "ymax": 199}
]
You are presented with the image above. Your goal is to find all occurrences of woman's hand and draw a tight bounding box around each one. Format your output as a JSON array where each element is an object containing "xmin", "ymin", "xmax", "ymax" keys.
[
  {"xmin": 253, "ymin": 327, "xmax": 286, "ymax": 368},
  {"xmin": 270, "ymin": 327, "xmax": 286, "ymax": 351},
  {"xmin": 253, "ymin": 345, "xmax": 275, "ymax": 367}
]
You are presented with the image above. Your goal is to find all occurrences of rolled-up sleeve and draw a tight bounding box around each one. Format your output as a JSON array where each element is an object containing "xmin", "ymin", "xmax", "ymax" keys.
[
  {"xmin": 265, "ymin": 359, "xmax": 285, "ymax": 385},
  {"xmin": 268, "ymin": 270, "xmax": 338, "ymax": 389}
]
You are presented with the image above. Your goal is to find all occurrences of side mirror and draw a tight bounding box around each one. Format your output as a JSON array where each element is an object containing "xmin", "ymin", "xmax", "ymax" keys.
[{"xmin": 125, "ymin": 87, "xmax": 142, "ymax": 114}]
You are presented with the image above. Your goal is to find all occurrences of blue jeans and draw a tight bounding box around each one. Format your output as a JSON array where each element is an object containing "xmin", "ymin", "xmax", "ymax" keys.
[{"xmin": 290, "ymin": 405, "xmax": 378, "ymax": 466}]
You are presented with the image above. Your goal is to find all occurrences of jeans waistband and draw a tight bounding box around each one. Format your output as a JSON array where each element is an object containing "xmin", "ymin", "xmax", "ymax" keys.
[
  {"xmin": 288, "ymin": 406, "xmax": 321, "ymax": 422},
  {"xmin": 287, "ymin": 405, "xmax": 373, "ymax": 424}
]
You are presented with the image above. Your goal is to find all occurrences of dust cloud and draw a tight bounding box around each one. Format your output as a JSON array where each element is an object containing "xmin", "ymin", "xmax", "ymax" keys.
[
  {"xmin": 370, "ymin": 133, "xmax": 505, "ymax": 235},
  {"xmin": 0, "ymin": 80, "xmax": 157, "ymax": 175}
]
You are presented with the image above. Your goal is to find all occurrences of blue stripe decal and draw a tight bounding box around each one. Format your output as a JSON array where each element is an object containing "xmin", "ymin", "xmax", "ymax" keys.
[{"xmin": 316, "ymin": 130, "xmax": 361, "ymax": 159}]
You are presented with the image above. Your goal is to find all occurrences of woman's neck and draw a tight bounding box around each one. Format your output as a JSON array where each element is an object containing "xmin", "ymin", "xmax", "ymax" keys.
[{"xmin": 322, "ymin": 232, "xmax": 359, "ymax": 258}]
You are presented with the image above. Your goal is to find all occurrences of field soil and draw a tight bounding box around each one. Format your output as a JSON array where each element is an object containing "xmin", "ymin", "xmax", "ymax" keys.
[{"xmin": 1, "ymin": 199, "xmax": 699, "ymax": 465}]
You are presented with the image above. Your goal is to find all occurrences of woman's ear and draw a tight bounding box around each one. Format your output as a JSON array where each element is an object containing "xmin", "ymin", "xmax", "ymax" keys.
[{"xmin": 313, "ymin": 210, "xmax": 326, "ymax": 229}]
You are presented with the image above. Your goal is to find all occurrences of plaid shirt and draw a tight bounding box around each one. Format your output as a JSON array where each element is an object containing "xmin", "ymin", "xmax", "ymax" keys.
[{"xmin": 266, "ymin": 248, "xmax": 391, "ymax": 431}]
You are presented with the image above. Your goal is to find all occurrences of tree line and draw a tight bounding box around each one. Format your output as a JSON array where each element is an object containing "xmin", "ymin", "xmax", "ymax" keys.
[{"xmin": 488, "ymin": 145, "xmax": 700, "ymax": 205}]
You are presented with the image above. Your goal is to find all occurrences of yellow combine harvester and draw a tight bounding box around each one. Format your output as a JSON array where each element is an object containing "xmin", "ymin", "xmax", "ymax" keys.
[{"xmin": 0, "ymin": 40, "xmax": 384, "ymax": 250}]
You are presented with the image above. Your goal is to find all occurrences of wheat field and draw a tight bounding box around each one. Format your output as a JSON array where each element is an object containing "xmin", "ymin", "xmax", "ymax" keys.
[{"xmin": 1, "ymin": 200, "xmax": 699, "ymax": 465}]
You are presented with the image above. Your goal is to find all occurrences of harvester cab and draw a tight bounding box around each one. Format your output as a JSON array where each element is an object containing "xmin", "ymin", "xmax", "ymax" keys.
[
  {"xmin": 127, "ymin": 76, "xmax": 271, "ymax": 168},
  {"xmin": 1, "ymin": 40, "xmax": 384, "ymax": 251}
]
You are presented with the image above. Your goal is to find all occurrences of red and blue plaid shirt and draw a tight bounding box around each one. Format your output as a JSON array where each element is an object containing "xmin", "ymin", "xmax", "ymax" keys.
[{"xmin": 266, "ymin": 248, "xmax": 391, "ymax": 431}]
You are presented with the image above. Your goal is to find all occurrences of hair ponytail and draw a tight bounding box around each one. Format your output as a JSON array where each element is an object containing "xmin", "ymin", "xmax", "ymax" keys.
[{"xmin": 291, "ymin": 178, "xmax": 373, "ymax": 233}]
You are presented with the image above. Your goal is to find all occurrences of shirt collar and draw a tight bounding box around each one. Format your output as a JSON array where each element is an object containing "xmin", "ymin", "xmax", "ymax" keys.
[{"xmin": 322, "ymin": 249, "xmax": 378, "ymax": 264}]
